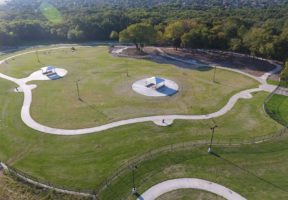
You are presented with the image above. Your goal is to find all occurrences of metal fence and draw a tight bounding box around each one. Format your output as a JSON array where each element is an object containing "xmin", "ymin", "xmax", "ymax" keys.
[
  {"xmin": 2, "ymin": 127, "xmax": 288, "ymax": 200},
  {"xmin": 2, "ymin": 81, "xmax": 288, "ymax": 199},
  {"xmin": 95, "ymin": 127, "xmax": 288, "ymax": 198},
  {"xmin": 3, "ymin": 164, "xmax": 96, "ymax": 198}
]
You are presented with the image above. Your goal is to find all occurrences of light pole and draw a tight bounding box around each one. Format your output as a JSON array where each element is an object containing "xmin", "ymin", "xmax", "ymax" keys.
[
  {"xmin": 212, "ymin": 65, "xmax": 217, "ymax": 83},
  {"xmin": 208, "ymin": 125, "xmax": 218, "ymax": 153},
  {"xmin": 76, "ymin": 80, "xmax": 81, "ymax": 101},
  {"xmin": 35, "ymin": 50, "xmax": 40, "ymax": 63},
  {"xmin": 131, "ymin": 165, "xmax": 138, "ymax": 195}
]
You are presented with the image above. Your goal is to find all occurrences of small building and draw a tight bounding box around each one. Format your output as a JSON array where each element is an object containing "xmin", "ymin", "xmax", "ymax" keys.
[
  {"xmin": 41, "ymin": 66, "xmax": 56, "ymax": 75},
  {"xmin": 145, "ymin": 77, "xmax": 165, "ymax": 89}
]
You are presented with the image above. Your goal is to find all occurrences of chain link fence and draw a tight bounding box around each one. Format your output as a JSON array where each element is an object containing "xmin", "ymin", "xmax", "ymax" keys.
[
  {"xmin": 2, "ymin": 164, "xmax": 96, "ymax": 199},
  {"xmin": 95, "ymin": 127, "xmax": 288, "ymax": 199},
  {"xmin": 2, "ymin": 81, "xmax": 288, "ymax": 199},
  {"xmin": 2, "ymin": 127, "xmax": 287, "ymax": 200}
]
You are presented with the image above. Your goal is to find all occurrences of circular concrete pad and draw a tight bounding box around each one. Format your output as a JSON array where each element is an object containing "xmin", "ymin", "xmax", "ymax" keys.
[{"xmin": 132, "ymin": 77, "xmax": 179, "ymax": 97}]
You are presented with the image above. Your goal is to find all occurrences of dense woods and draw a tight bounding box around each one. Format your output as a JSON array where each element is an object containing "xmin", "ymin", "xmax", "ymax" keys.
[{"xmin": 0, "ymin": 0, "xmax": 287, "ymax": 61}]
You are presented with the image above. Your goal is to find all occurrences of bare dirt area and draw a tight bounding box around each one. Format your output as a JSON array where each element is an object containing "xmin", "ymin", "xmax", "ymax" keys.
[
  {"xmin": 110, "ymin": 46, "xmax": 149, "ymax": 58},
  {"xmin": 147, "ymin": 47, "xmax": 280, "ymax": 77},
  {"xmin": 112, "ymin": 45, "xmax": 280, "ymax": 78},
  {"xmin": 123, "ymin": 47, "xmax": 148, "ymax": 56}
]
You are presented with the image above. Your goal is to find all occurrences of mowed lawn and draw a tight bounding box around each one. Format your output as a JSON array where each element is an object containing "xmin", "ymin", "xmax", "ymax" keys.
[
  {"xmin": 156, "ymin": 189, "xmax": 225, "ymax": 200},
  {"xmin": 0, "ymin": 77, "xmax": 282, "ymax": 191},
  {"xmin": 104, "ymin": 141, "xmax": 288, "ymax": 200},
  {"xmin": 0, "ymin": 46, "xmax": 258, "ymax": 128},
  {"xmin": 266, "ymin": 94, "xmax": 288, "ymax": 126}
]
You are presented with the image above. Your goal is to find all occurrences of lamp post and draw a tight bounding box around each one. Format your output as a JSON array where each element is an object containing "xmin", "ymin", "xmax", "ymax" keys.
[
  {"xmin": 208, "ymin": 125, "xmax": 218, "ymax": 153},
  {"xmin": 213, "ymin": 65, "xmax": 217, "ymax": 83},
  {"xmin": 131, "ymin": 165, "xmax": 138, "ymax": 195},
  {"xmin": 35, "ymin": 50, "xmax": 40, "ymax": 63},
  {"xmin": 76, "ymin": 80, "xmax": 81, "ymax": 101}
]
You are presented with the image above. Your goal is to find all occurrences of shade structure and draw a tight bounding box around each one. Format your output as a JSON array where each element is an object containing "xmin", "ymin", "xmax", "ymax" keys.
[
  {"xmin": 145, "ymin": 77, "xmax": 165, "ymax": 89},
  {"xmin": 132, "ymin": 77, "xmax": 179, "ymax": 97},
  {"xmin": 41, "ymin": 66, "xmax": 56, "ymax": 75}
]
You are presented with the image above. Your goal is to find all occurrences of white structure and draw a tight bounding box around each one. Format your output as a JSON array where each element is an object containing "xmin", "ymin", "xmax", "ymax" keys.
[
  {"xmin": 132, "ymin": 77, "xmax": 179, "ymax": 97},
  {"xmin": 145, "ymin": 77, "xmax": 165, "ymax": 89},
  {"xmin": 41, "ymin": 66, "xmax": 56, "ymax": 75}
]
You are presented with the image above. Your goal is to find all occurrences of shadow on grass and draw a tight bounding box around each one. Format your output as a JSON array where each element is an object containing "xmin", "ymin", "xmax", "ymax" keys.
[
  {"xmin": 209, "ymin": 150, "xmax": 288, "ymax": 193},
  {"xmin": 144, "ymin": 55, "xmax": 207, "ymax": 71},
  {"xmin": 77, "ymin": 97, "xmax": 109, "ymax": 120},
  {"xmin": 134, "ymin": 192, "xmax": 144, "ymax": 200}
]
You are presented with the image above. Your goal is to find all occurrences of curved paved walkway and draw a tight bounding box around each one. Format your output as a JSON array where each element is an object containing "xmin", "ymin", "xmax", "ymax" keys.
[
  {"xmin": 138, "ymin": 178, "xmax": 246, "ymax": 200},
  {"xmin": 0, "ymin": 46, "xmax": 282, "ymax": 135}
]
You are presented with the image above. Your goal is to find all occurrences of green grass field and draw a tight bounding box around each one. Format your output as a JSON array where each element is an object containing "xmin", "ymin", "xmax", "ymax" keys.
[
  {"xmin": 266, "ymin": 94, "xmax": 288, "ymax": 126},
  {"xmin": 0, "ymin": 75, "xmax": 282, "ymax": 191},
  {"xmin": 101, "ymin": 140, "xmax": 288, "ymax": 200},
  {"xmin": 156, "ymin": 189, "xmax": 225, "ymax": 200},
  {"xmin": 0, "ymin": 46, "xmax": 258, "ymax": 128},
  {"xmin": 0, "ymin": 45, "xmax": 286, "ymax": 199}
]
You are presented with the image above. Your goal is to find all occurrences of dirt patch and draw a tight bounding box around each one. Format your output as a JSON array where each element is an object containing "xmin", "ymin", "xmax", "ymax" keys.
[
  {"xmin": 111, "ymin": 46, "xmax": 281, "ymax": 78},
  {"xmin": 110, "ymin": 46, "xmax": 149, "ymax": 59},
  {"xmin": 157, "ymin": 47, "xmax": 280, "ymax": 77},
  {"xmin": 123, "ymin": 47, "xmax": 148, "ymax": 56}
]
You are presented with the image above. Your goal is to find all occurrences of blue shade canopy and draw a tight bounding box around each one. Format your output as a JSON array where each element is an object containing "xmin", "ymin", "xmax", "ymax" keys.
[
  {"xmin": 47, "ymin": 66, "xmax": 56, "ymax": 70},
  {"xmin": 155, "ymin": 77, "xmax": 165, "ymax": 84},
  {"xmin": 146, "ymin": 77, "xmax": 165, "ymax": 85}
]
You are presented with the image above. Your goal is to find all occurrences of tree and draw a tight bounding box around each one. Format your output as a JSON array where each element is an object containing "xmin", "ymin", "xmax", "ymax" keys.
[
  {"xmin": 181, "ymin": 26, "xmax": 209, "ymax": 49},
  {"xmin": 164, "ymin": 21, "xmax": 185, "ymax": 50},
  {"xmin": 67, "ymin": 27, "xmax": 84, "ymax": 41},
  {"xmin": 110, "ymin": 31, "xmax": 119, "ymax": 40},
  {"xmin": 119, "ymin": 23, "xmax": 157, "ymax": 51},
  {"xmin": 281, "ymin": 60, "xmax": 288, "ymax": 81},
  {"xmin": 243, "ymin": 27, "xmax": 275, "ymax": 57},
  {"xmin": 274, "ymin": 28, "xmax": 288, "ymax": 60}
]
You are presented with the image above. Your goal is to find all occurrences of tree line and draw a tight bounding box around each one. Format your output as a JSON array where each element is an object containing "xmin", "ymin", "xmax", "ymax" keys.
[
  {"xmin": 119, "ymin": 18, "xmax": 288, "ymax": 61},
  {"xmin": 0, "ymin": 3, "xmax": 288, "ymax": 61}
]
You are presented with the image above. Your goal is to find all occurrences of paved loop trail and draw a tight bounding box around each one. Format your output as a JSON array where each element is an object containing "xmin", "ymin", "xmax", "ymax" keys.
[
  {"xmin": 138, "ymin": 178, "xmax": 246, "ymax": 200},
  {"xmin": 0, "ymin": 46, "xmax": 282, "ymax": 135}
]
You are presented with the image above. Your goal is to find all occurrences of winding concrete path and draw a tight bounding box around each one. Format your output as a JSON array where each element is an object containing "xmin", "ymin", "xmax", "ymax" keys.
[
  {"xmin": 138, "ymin": 178, "xmax": 246, "ymax": 200},
  {"xmin": 0, "ymin": 45, "xmax": 282, "ymax": 135}
]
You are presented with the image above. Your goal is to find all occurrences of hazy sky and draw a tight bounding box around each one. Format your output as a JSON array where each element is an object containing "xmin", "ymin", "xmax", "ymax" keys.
[{"xmin": 0, "ymin": 0, "xmax": 7, "ymax": 5}]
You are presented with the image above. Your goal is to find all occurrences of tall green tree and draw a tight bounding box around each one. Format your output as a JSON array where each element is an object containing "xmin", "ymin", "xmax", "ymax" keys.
[
  {"xmin": 281, "ymin": 60, "xmax": 288, "ymax": 81},
  {"xmin": 110, "ymin": 31, "xmax": 119, "ymax": 40},
  {"xmin": 119, "ymin": 23, "xmax": 157, "ymax": 51},
  {"xmin": 164, "ymin": 21, "xmax": 185, "ymax": 50},
  {"xmin": 243, "ymin": 27, "xmax": 276, "ymax": 57}
]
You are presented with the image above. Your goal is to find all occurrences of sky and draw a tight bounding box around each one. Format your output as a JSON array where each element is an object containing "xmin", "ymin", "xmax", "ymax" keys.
[{"xmin": 0, "ymin": 0, "xmax": 8, "ymax": 5}]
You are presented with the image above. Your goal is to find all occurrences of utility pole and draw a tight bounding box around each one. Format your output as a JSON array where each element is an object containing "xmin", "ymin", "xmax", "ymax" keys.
[
  {"xmin": 208, "ymin": 125, "xmax": 218, "ymax": 153},
  {"xmin": 76, "ymin": 80, "xmax": 81, "ymax": 101},
  {"xmin": 35, "ymin": 50, "xmax": 40, "ymax": 63},
  {"xmin": 131, "ymin": 165, "xmax": 138, "ymax": 195},
  {"xmin": 213, "ymin": 65, "xmax": 217, "ymax": 83}
]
